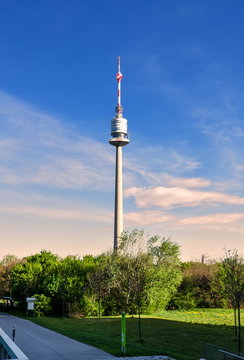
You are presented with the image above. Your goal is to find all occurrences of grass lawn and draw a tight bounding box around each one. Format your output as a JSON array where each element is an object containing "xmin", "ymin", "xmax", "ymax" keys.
[{"xmin": 28, "ymin": 309, "xmax": 243, "ymax": 360}]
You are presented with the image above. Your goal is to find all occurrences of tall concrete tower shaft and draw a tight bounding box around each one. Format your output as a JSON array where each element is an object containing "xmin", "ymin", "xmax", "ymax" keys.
[
  {"xmin": 109, "ymin": 57, "xmax": 129, "ymax": 250},
  {"xmin": 114, "ymin": 145, "xmax": 123, "ymax": 249}
]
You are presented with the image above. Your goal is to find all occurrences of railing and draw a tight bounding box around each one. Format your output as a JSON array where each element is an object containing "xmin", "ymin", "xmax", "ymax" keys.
[
  {"xmin": 219, "ymin": 350, "xmax": 244, "ymax": 360},
  {"xmin": 203, "ymin": 343, "xmax": 244, "ymax": 360},
  {"xmin": 0, "ymin": 328, "xmax": 29, "ymax": 360}
]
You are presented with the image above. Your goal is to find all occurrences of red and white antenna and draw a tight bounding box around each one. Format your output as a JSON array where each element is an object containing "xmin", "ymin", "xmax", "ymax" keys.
[
  {"xmin": 110, "ymin": 56, "xmax": 129, "ymax": 146},
  {"xmin": 116, "ymin": 56, "xmax": 123, "ymax": 116}
]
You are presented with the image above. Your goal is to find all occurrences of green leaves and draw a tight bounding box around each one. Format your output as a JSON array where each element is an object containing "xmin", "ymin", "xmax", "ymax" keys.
[
  {"xmin": 3, "ymin": 230, "xmax": 182, "ymax": 317},
  {"xmin": 33, "ymin": 294, "xmax": 51, "ymax": 317}
]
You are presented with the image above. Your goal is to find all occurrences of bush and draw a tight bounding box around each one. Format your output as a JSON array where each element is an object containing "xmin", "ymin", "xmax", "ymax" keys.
[
  {"xmin": 33, "ymin": 294, "xmax": 51, "ymax": 317},
  {"xmin": 82, "ymin": 295, "xmax": 101, "ymax": 317},
  {"xmin": 167, "ymin": 293, "xmax": 197, "ymax": 310}
]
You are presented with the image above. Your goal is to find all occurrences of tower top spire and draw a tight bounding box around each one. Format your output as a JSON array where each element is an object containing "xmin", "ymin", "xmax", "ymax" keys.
[
  {"xmin": 118, "ymin": 55, "xmax": 121, "ymax": 74},
  {"xmin": 115, "ymin": 56, "xmax": 123, "ymax": 117}
]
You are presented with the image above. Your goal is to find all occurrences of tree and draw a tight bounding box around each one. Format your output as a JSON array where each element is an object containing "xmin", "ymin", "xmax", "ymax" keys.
[
  {"xmin": 0, "ymin": 255, "xmax": 19, "ymax": 297},
  {"xmin": 11, "ymin": 251, "xmax": 60, "ymax": 307},
  {"xmin": 129, "ymin": 253, "xmax": 152, "ymax": 341},
  {"xmin": 7, "ymin": 234, "xmax": 182, "ymax": 320},
  {"xmin": 50, "ymin": 254, "xmax": 97, "ymax": 317},
  {"xmin": 147, "ymin": 235, "xmax": 182, "ymax": 313},
  {"xmin": 222, "ymin": 250, "xmax": 244, "ymax": 354},
  {"xmin": 87, "ymin": 254, "xmax": 114, "ymax": 317},
  {"xmin": 0, "ymin": 255, "xmax": 20, "ymax": 309},
  {"xmin": 11, "ymin": 261, "xmax": 43, "ymax": 303},
  {"xmin": 116, "ymin": 230, "xmax": 182, "ymax": 341},
  {"xmin": 169, "ymin": 261, "xmax": 225, "ymax": 310},
  {"xmin": 56, "ymin": 255, "xmax": 87, "ymax": 317},
  {"xmin": 10, "ymin": 250, "xmax": 97, "ymax": 317}
]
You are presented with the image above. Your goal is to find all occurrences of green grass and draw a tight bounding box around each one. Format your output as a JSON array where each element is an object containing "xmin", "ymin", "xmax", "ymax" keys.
[
  {"xmin": 154, "ymin": 308, "xmax": 244, "ymax": 326},
  {"xmin": 27, "ymin": 309, "xmax": 243, "ymax": 360}
]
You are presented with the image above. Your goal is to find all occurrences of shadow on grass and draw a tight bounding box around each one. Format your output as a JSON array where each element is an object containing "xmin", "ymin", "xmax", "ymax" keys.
[{"xmin": 28, "ymin": 316, "xmax": 241, "ymax": 360}]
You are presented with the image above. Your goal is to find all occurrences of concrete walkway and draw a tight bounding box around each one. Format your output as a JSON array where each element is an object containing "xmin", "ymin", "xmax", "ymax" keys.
[{"xmin": 0, "ymin": 313, "xmax": 115, "ymax": 360}]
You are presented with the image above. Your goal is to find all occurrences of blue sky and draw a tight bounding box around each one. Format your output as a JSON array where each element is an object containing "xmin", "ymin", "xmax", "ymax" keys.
[{"xmin": 0, "ymin": 0, "xmax": 243, "ymax": 260}]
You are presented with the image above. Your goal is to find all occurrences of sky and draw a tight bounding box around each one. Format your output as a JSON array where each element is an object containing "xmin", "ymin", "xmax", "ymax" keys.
[{"xmin": 0, "ymin": 0, "xmax": 243, "ymax": 261}]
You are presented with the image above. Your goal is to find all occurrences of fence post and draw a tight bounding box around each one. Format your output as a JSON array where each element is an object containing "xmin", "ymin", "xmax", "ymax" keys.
[{"xmin": 12, "ymin": 327, "xmax": 15, "ymax": 342}]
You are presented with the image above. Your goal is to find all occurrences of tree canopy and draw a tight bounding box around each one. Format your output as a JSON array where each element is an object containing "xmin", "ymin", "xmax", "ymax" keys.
[{"xmin": 0, "ymin": 231, "xmax": 242, "ymax": 321}]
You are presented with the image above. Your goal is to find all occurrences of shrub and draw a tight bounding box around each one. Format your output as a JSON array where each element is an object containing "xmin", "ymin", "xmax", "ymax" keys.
[{"xmin": 33, "ymin": 294, "xmax": 51, "ymax": 317}]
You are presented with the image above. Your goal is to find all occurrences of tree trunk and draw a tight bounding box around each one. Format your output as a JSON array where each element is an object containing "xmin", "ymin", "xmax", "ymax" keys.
[
  {"xmin": 234, "ymin": 306, "xmax": 237, "ymax": 340},
  {"xmin": 62, "ymin": 293, "xmax": 65, "ymax": 318},
  {"xmin": 98, "ymin": 296, "xmax": 101, "ymax": 319},
  {"xmin": 68, "ymin": 302, "xmax": 71, "ymax": 318},
  {"xmin": 138, "ymin": 303, "xmax": 142, "ymax": 341}
]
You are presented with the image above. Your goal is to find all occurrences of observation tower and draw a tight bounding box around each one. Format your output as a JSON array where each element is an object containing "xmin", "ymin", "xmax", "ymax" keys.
[{"xmin": 109, "ymin": 57, "xmax": 129, "ymax": 250}]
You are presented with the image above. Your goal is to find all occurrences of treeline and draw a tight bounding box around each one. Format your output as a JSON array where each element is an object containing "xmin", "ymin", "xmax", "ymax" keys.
[
  {"xmin": 168, "ymin": 261, "xmax": 226, "ymax": 309},
  {"xmin": 0, "ymin": 230, "xmax": 243, "ymax": 318}
]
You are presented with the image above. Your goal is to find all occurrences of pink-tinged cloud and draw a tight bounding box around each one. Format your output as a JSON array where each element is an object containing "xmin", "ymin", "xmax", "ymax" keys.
[
  {"xmin": 164, "ymin": 176, "xmax": 211, "ymax": 188},
  {"xmin": 124, "ymin": 210, "xmax": 174, "ymax": 226},
  {"xmin": 0, "ymin": 205, "xmax": 112, "ymax": 223},
  {"xmin": 178, "ymin": 213, "xmax": 244, "ymax": 225},
  {"xmin": 124, "ymin": 186, "xmax": 244, "ymax": 209},
  {"xmin": 139, "ymin": 171, "xmax": 211, "ymax": 188}
]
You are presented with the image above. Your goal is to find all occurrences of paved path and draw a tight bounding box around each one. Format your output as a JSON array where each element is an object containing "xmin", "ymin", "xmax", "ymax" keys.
[{"xmin": 0, "ymin": 313, "xmax": 115, "ymax": 360}]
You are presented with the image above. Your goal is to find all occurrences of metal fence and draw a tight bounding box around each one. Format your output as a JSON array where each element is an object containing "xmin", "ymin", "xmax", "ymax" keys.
[
  {"xmin": 203, "ymin": 343, "xmax": 244, "ymax": 360},
  {"xmin": 0, "ymin": 328, "xmax": 29, "ymax": 360},
  {"xmin": 219, "ymin": 350, "xmax": 244, "ymax": 360}
]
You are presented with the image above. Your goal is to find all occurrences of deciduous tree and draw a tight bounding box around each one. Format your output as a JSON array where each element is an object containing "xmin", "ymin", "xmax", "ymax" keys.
[{"xmin": 222, "ymin": 250, "xmax": 244, "ymax": 354}]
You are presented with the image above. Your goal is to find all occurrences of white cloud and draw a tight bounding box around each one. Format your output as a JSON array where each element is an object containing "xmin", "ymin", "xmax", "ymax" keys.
[
  {"xmin": 0, "ymin": 204, "xmax": 112, "ymax": 223},
  {"xmin": 123, "ymin": 210, "xmax": 244, "ymax": 236},
  {"xmin": 137, "ymin": 172, "xmax": 211, "ymax": 188},
  {"xmin": 126, "ymin": 146, "xmax": 199, "ymax": 175},
  {"xmin": 125, "ymin": 210, "xmax": 174, "ymax": 226},
  {"xmin": 0, "ymin": 91, "xmax": 114, "ymax": 190},
  {"xmin": 190, "ymin": 93, "xmax": 244, "ymax": 184},
  {"xmin": 178, "ymin": 213, "xmax": 244, "ymax": 226},
  {"xmin": 125, "ymin": 186, "xmax": 244, "ymax": 209},
  {"xmin": 163, "ymin": 175, "xmax": 210, "ymax": 188},
  {"xmin": 0, "ymin": 90, "xmax": 206, "ymax": 193}
]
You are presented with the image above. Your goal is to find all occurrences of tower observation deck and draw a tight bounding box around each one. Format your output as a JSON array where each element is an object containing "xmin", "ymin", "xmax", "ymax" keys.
[{"xmin": 109, "ymin": 57, "xmax": 129, "ymax": 250}]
